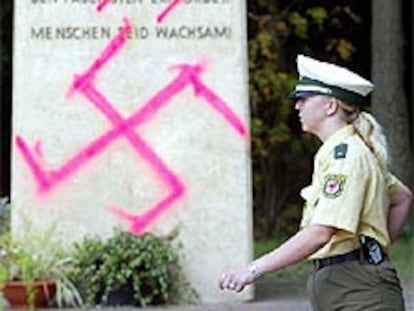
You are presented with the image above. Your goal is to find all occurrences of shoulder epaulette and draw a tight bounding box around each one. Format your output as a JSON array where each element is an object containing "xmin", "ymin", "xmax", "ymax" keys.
[{"xmin": 334, "ymin": 143, "xmax": 348, "ymax": 159}]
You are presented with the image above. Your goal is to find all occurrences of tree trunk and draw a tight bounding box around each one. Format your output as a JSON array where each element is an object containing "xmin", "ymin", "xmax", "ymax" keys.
[
  {"xmin": 371, "ymin": 0, "xmax": 413, "ymax": 229},
  {"xmin": 371, "ymin": 0, "xmax": 413, "ymax": 187}
]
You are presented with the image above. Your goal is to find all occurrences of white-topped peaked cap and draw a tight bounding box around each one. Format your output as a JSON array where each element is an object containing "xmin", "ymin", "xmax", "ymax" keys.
[{"xmin": 291, "ymin": 54, "xmax": 374, "ymax": 105}]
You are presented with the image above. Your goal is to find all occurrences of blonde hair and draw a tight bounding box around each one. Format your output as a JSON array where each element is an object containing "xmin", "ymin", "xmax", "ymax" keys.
[{"xmin": 338, "ymin": 101, "xmax": 389, "ymax": 170}]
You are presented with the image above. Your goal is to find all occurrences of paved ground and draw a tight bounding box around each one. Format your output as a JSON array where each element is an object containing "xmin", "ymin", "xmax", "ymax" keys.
[{"xmin": 6, "ymin": 278, "xmax": 414, "ymax": 310}]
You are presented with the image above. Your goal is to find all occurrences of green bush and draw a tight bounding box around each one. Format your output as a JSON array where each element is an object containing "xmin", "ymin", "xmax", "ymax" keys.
[{"xmin": 68, "ymin": 230, "xmax": 188, "ymax": 307}]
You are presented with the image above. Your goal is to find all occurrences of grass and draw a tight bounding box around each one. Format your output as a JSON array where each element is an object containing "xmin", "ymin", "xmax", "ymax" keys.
[
  {"xmin": 390, "ymin": 234, "xmax": 414, "ymax": 279},
  {"xmin": 254, "ymin": 234, "xmax": 414, "ymax": 281}
]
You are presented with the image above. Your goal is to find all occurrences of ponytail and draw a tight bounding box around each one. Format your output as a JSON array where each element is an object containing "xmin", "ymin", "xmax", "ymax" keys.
[{"xmin": 352, "ymin": 111, "xmax": 389, "ymax": 169}]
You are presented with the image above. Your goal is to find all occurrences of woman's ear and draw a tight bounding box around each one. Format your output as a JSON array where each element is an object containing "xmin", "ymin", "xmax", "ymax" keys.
[{"xmin": 325, "ymin": 97, "xmax": 340, "ymax": 116}]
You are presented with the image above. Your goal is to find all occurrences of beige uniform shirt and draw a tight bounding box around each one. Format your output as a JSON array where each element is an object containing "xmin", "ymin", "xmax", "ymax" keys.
[{"xmin": 300, "ymin": 125, "xmax": 404, "ymax": 260}]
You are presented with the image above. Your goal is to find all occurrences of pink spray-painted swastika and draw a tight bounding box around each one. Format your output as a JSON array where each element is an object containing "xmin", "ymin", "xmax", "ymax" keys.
[{"xmin": 16, "ymin": 18, "xmax": 248, "ymax": 235}]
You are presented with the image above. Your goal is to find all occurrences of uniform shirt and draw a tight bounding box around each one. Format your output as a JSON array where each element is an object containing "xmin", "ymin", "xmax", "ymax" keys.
[{"xmin": 300, "ymin": 124, "xmax": 404, "ymax": 260}]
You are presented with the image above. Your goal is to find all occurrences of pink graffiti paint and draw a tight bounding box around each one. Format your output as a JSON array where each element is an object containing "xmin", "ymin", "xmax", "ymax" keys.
[
  {"xmin": 96, "ymin": 0, "xmax": 112, "ymax": 12},
  {"xmin": 34, "ymin": 141, "xmax": 43, "ymax": 160},
  {"xmin": 67, "ymin": 23, "xmax": 188, "ymax": 235},
  {"xmin": 17, "ymin": 64, "xmax": 187, "ymax": 193},
  {"xmin": 16, "ymin": 63, "xmax": 248, "ymax": 234},
  {"xmin": 73, "ymin": 81, "xmax": 186, "ymax": 235},
  {"xmin": 180, "ymin": 64, "xmax": 247, "ymax": 137},
  {"xmin": 16, "ymin": 18, "xmax": 248, "ymax": 234},
  {"xmin": 68, "ymin": 18, "xmax": 132, "ymax": 98},
  {"xmin": 110, "ymin": 183, "xmax": 184, "ymax": 235},
  {"xmin": 156, "ymin": 0, "xmax": 183, "ymax": 24},
  {"xmin": 16, "ymin": 19, "xmax": 133, "ymax": 193}
]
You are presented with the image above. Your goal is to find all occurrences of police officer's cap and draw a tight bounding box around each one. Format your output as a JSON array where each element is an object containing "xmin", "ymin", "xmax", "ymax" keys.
[{"xmin": 290, "ymin": 55, "xmax": 374, "ymax": 106}]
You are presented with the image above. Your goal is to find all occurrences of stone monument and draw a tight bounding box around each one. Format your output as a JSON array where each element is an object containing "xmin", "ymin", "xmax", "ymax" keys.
[{"xmin": 12, "ymin": 0, "xmax": 252, "ymax": 302}]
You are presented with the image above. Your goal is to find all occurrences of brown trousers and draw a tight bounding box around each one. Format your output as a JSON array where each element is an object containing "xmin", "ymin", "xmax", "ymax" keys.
[{"xmin": 307, "ymin": 259, "xmax": 405, "ymax": 311}]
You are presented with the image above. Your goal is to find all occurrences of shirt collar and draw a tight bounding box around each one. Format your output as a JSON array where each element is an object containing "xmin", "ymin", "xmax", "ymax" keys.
[{"xmin": 316, "ymin": 125, "xmax": 355, "ymax": 160}]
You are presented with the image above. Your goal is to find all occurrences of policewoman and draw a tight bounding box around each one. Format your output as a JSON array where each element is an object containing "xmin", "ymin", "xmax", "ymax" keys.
[{"xmin": 218, "ymin": 55, "xmax": 413, "ymax": 311}]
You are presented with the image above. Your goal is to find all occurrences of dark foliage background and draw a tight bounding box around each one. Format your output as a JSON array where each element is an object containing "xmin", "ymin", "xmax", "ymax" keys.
[{"xmin": 247, "ymin": 0, "xmax": 375, "ymax": 237}]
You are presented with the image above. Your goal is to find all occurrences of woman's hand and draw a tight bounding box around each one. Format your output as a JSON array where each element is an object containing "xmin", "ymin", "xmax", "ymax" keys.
[
  {"xmin": 218, "ymin": 225, "xmax": 336, "ymax": 294},
  {"xmin": 218, "ymin": 266, "xmax": 255, "ymax": 292}
]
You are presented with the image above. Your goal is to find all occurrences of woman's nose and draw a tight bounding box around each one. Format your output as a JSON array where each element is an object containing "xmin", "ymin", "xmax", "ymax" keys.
[{"xmin": 295, "ymin": 100, "xmax": 302, "ymax": 110}]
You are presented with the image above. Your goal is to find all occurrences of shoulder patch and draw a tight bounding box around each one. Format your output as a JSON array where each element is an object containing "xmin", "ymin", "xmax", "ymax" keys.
[
  {"xmin": 334, "ymin": 143, "xmax": 348, "ymax": 159},
  {"xmin": 323, "ymin": 174, "xmax": 346, "ymax": 198}
]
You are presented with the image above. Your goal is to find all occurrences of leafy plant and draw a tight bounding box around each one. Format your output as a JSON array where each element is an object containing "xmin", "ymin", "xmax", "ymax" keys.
[
  {"xmin": 0, "ymin": 222, "xmax": 83, "ymax": 308},
  {"xmin": 69, "ymin": 230, "xmax": 190, "ymax": 307}
]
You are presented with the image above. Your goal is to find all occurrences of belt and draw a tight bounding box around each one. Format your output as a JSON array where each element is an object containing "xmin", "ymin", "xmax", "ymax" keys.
[{"xmin": 313, "ymin": 249, "xmax": 361, "ymax": 270}]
